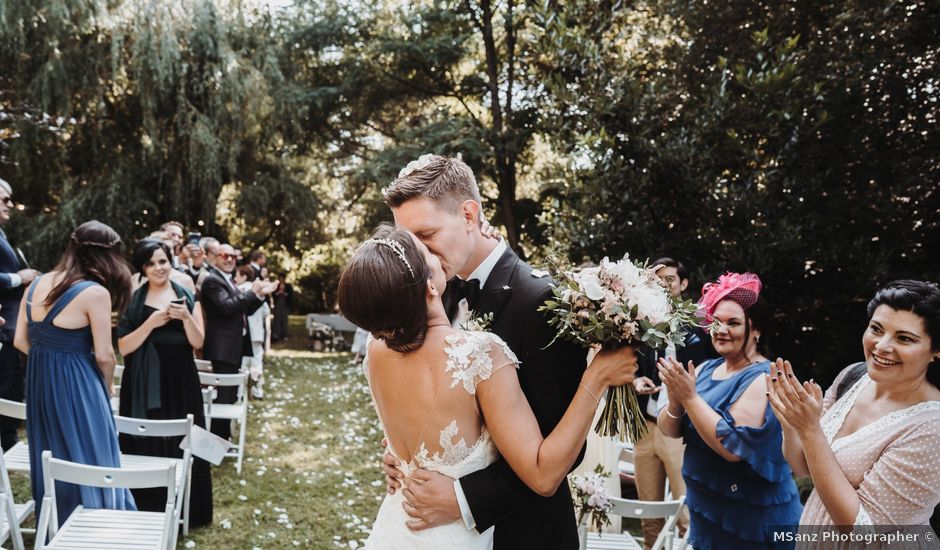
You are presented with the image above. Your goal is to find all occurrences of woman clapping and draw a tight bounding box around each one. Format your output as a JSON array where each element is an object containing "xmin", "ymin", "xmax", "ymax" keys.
[
  {"xmin": 657, "ymin": 272, "xmax": 802, "ymax": 549},
  {"xmin": 768, "ymin": 280, "xmax": 940, "ymax": 543}
]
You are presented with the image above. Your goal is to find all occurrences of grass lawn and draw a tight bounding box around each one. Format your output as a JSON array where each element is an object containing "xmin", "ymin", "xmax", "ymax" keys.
[
  {"xmin": 178, "ymin": 315, "xmax": 385, "ymax": 549},
  {"xmin": 179, "ymin": 348, "xmax": 385, "ymax": 549}
]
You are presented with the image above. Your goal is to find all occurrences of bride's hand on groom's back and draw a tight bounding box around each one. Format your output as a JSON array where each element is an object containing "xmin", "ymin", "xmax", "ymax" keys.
[{"xmin": 478, "ymin": 219, "xmax": 501, "ymax": 240}]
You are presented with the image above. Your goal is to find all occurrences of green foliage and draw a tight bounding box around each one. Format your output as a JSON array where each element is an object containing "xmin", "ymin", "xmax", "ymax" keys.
[
  {"xmin": 0, "ymin": 0, "xmax": 317, "ymax": 269},
  {"xmin": 534, "ymin": 0, "xmax": 939, "ymax": 376},
  {"xmin": 281, "ymin": 0, "xmax": 547, "ymax": 252},
  {"xmin": 2, "ymin": 0, "xmax": 936, "ymax": 383}
]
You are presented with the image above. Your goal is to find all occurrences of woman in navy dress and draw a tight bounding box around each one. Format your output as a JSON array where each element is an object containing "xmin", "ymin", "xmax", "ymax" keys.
[
  {"xmin": 14, "ymin": 220, "xmax": 136, "ymax": 525},
  {"xmin": 657, "ymin": 273, "xmax": 801, "ymax": 549}
]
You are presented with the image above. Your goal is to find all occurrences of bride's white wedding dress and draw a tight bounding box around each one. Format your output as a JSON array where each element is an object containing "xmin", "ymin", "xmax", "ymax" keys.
[{"xmin": 365, "ymin": 331, "xmax": 519, "ymax": 550}]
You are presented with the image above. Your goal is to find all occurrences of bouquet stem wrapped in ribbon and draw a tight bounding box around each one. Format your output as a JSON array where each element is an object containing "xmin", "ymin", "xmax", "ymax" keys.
[{"xmin": 540, "ymin": 256, "xmax": 698, "ymax": 443}]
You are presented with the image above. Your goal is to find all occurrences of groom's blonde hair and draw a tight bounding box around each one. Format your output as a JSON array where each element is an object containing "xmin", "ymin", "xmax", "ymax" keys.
[{"xmin": 382, "ymin": 155, "xmax": 482, "ymax": 212}]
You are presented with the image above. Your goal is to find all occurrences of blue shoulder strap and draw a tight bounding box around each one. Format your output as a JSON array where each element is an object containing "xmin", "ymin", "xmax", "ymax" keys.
[
  {"xmin": 25, "ymin": 274, "xmax": 41, "ymax": 322},
  {"xmin": 728, "ymin": 360, "xmax": 772, "ymax": 403},
  {"xmin": 43, "ymin": 280, "xmax": 99, "ymax": 324}
]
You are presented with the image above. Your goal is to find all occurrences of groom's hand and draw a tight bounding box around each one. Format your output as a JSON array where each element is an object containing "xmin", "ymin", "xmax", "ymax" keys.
[
  {"xmin": 381, "ymin": 444, "xmax": 404, "ymax": 495},
  {"xmin": 401, "ymin": 469, "xmax": 461, "ymax": 531}
]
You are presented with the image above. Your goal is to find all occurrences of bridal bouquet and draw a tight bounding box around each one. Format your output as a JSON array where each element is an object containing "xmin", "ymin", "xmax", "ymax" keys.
[
  {"xmin": 570, "ymin": 465, "xmax": 615, "ymax": 535},
  {"xmin": 541, "ymin": 255, "xmax": 698, "ymax": 443}
]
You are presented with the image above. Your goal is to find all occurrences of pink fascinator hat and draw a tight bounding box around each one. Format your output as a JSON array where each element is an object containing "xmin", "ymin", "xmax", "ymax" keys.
[{"xmin": 698, "ymin": 272, "xmax": 763, "ymax": 323}]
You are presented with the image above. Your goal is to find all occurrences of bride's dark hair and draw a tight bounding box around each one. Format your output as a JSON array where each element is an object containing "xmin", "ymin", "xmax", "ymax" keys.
[
  {"xmin": 337, "ymin": 224, "xmax": 431, "ymax": 352},
  {"xmin": 46, "ymin": 220, "xmax": 133, "ymax": 313}
]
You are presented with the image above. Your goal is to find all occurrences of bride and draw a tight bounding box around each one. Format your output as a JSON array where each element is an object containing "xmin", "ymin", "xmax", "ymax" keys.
[{"xmin": 337, "ymin": 225, "xmax": 636, "ymax": 549}]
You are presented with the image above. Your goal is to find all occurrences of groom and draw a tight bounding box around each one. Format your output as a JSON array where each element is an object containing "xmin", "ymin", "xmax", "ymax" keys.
[{"xmin": 382, "ymin": 155, "xmax": 637, "ymax": 549}]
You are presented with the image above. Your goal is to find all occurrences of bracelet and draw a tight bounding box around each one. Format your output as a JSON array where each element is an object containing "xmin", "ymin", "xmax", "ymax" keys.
[
  {"xmin": 578, "ymin": 382, "xmax": 600, "ymax": 406},
  {"xmin": 664, "ymin": 406, "xmax": 683, "ymax": 420}
]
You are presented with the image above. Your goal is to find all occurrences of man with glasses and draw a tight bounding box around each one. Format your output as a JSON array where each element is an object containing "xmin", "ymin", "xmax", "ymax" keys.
[
  {"xmin": 200, "ymin": 243, "xmax": 276, "ymax": 440},
  {"xmin": 0, "ymin": 178, "xmax": 39, "ymax": 450}
]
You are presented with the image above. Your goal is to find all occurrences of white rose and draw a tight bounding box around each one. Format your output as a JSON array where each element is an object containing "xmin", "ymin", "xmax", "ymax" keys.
[
  {"xmin": 630, "ymin": 286, "xmax": 670, "ymax": 325},
  {"xmin": 580, "ymin": 277, "xmax": 605, "ymax": 301},
  {"xmin": 615, "ymin": 259, "xmax": 644, "ymax": 287}
]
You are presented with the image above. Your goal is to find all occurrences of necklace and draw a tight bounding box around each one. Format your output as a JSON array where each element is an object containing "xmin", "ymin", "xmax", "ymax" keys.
[{"xmin": 427, "ymin": 323, "xmax": 451, "ymax": 329}]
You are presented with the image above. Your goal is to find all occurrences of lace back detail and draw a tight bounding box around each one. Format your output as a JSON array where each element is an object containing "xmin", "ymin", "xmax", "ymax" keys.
[
  {"xmin": 413, "ymin": 420, "xmax": 493, "ymax": 468},
  {"xmin": 443, "ymin": 331, "xmax": 519, "ymax": 395},
  {"xmin": 403, "ymin": 331, "xmax": 517, "ymax": 469}
]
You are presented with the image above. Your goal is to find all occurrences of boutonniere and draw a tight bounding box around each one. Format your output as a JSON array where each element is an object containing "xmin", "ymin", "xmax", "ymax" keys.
[{"xmin": 460, "ymin": 311, "xmax": 494, "ymax": 332}]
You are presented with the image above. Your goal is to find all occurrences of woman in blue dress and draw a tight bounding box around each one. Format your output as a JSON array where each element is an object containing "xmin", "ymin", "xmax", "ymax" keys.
[
  {"xmin": 14, "ymin": 220, "xmax": 136, "ymax": 525},
  {"xmin": 657, "ymin": 272, "xmax": 802, "ymax": 549}
]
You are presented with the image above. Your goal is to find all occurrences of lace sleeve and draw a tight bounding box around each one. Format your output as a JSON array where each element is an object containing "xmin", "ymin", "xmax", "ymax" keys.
[{"xmin": 445, "ymin": 332, "xmax": 520, "ymax": 395}]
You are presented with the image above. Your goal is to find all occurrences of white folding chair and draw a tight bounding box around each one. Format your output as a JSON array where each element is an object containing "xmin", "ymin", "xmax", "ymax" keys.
[
  {"xmin": 198, "ymin": 371, "xmax": 249, "ymax": 473},
  {"xmin": 113, "ymin": 414, "xmax": 194, "ymax": 534},
  {"xmin": 0, "ymin": 399, "xmax": 29, "ymax": 474},
  {"xmin": 36, "ymin": 450, "xmax": 176, "ymax": 550},
  {"xmin": 581, "ymin": 495, "xmax": 688, "ymax": 550},
  {"xmin": 194, "ymin": 359, "xmax": 213, "ymax": 373},
  {"xmin": 0, "ymin": 451, "xmax": 33, "ymax": 550},
  {"xmin": 618, "ymin": 441, "xmax": 635, "ymax": 477},
  {"xmin": 110, "ymin": 364, "xmax": 125, "ymax": 414}
]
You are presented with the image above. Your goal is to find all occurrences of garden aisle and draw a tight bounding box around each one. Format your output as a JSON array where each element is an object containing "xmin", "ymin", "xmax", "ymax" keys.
[{"xmin": 182, "ymin": 347, "xmax": 384, "ymax": 549}]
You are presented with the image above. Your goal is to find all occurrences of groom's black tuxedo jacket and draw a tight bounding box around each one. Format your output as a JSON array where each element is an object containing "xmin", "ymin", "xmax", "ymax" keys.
[{"xmin": 446, "ymin": 246, "xmax": 587, "ymax": 550}]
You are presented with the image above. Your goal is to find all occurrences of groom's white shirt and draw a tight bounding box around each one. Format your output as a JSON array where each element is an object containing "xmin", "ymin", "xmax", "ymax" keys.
[{"xmin": 452, "ymin": 237, "xmax": 506, "ymax": 530}]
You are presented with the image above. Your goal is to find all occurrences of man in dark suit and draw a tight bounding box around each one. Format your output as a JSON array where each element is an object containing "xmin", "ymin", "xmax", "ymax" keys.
[
  {"xmin": 632, "ymin": 257, "xmax": 715, "ymax": 548},
  {"xmin": 200, "ymin": 243, "xmax": 275, "ymax": 440},
  {"xmin": 248, "ymin": 250, "xmax": 266, "ymax": 279},
  {"xmin": 0, "ymin": 178, "xmax": 39, "ymax": 450},
  {"xmin": 382, "ymin": 155, "xmax": 637, "ymax": 549}
]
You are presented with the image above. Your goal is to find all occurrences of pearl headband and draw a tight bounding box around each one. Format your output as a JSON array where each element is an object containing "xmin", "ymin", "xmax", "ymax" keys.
[{"xmin": 362, "ymin": 238, "xmax": 415, "ymax": 278}]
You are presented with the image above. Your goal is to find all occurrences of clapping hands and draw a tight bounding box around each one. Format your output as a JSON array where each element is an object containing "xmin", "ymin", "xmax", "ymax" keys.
[
  {"xmin": 657, "ymin": 356, "xmax": 697, "ymax": 406},
  {"xmin": 766, "ymin": 358, "xmax": 823, "ymax": 435},
  {"xmin": 251, "ymin": 278, "xmax": 278, "ymax": 296}
]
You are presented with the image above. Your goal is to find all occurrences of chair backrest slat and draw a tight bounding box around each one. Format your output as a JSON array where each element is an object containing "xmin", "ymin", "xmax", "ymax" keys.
[
  {"xmin": 43, "ymin": 452, "xmax": 176, "ymax": 492},
  {"xmin": 194, "ymin": 359, "xmax": 213, "ymax": 372},
  {"xmin": 609, "ymin": 496, "xmax": 684, "ymax": 519},
  {"xmin": 0, "ymin": 398, "xmax": 26, "ymax": 421},
  {"xmin": 114, "ymin": 414, "xmax": 193, "ymax": 438},
  {"xmin": 198, "ymin": 371, "xmax": 247, "ymax": 388}
]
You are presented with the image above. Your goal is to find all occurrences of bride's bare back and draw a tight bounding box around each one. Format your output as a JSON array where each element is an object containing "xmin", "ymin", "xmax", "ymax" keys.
[{"xmin": 367, "ymin": 328, "xmax": 516, "ymax": 467}]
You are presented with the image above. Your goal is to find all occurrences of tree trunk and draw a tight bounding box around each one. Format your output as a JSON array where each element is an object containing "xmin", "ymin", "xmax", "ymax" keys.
[{"xmin": 478, "ymin": 0, "xmax": 522, "ymax": 255}]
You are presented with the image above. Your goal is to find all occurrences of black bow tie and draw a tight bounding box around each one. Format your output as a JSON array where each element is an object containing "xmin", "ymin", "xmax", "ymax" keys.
[{"xmin": 452, "ymin": 278, "xmax": 483, "ymax": 310}]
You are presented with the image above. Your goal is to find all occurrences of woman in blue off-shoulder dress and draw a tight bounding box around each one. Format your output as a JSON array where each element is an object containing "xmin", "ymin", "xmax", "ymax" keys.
[{"xmin": 658, "ymin": 273, "xmax": 802, "ymax": 549}]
